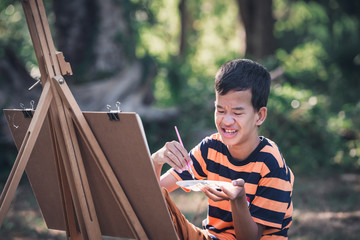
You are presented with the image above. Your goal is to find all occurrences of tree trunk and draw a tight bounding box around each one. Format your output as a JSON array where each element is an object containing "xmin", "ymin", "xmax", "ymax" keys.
[
  {"xmin": 52, "ymin": 0, "xmax": 178, "ymax": 119},
  {"xmin": 178, "ymin": 0, "xmax": 190, "ymax": 58},
  {"xmin": 0, "ymin": 0, "xmax": 179, "ymax": 145},
  {"xmin": 237, "ymin": 0, "xmax": 275, "ymax": 59},
  {"xmin": 53, "ymin": 0, "xmax": 98, "ymax": 79}
]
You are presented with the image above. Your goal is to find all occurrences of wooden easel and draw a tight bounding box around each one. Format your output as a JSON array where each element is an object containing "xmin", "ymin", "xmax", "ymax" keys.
[{"xmin": 0, "ymin": 0, "xmax": 177, "ymax": 239}]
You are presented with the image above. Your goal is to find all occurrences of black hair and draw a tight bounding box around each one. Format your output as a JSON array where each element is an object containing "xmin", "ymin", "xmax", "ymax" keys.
[{"xmin": 215, "ymin": 59, "xmax": 271, "ymax": 111}]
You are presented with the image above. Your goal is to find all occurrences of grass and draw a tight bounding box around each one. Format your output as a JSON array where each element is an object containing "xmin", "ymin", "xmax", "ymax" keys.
[{"xmin": 0, "ymin": 173, "xmax": 359, "ymax": 239}]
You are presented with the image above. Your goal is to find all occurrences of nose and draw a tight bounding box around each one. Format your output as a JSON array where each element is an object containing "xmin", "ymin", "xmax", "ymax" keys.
[{"xmin": 222, "ymin": 113, "xmax": 235, "ymax": 125}]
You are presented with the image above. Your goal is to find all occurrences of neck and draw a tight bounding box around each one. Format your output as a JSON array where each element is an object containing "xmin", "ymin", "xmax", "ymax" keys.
[{"xmin": 228, "ymin": 135, "xmax": 260, "ymax": 161}]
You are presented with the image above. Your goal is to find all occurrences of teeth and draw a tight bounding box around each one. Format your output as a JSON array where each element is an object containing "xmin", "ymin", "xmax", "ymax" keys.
[{"xmin": 225, "ymin": 129, "xmax": 236, "ymax": 133}]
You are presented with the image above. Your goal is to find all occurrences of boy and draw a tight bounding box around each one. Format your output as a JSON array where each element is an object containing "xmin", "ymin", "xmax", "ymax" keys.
[{"xmin": 152, "ymin": 59, "xmax": 294, "ymax": 240}]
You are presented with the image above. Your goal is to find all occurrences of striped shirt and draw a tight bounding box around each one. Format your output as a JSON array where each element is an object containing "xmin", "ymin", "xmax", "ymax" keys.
[{"xmin": 170, "ymin": 133, "xmax": 294, "ymax": 240}]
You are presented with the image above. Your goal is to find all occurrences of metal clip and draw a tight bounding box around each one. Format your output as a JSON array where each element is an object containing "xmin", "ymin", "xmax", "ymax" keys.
[
  {"xmin": 116, "ymin": 101, "xmax": 122, "ymax": 112},
  {"xmin": 20, "ymin": 101, "xmax": 34, "ymax": 118},
  {"xmin": 30, "ymin": 100, "xmax": 35, "ymax": 110},
  {"xmin": 106, "ymin": 104, "xmax": 120, "ymax": 121}
]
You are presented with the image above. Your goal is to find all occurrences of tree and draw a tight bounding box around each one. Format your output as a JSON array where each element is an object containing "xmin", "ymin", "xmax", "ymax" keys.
[
  {"xmin": 1, "ymin": 0, "xmax": 178, "ymax": 122},
  {"xmin": 236, "ymin": 0, "xmax": 275, "ymax": 59}
]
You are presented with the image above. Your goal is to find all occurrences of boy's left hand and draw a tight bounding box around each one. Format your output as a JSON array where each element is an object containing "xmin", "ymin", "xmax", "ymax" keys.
[{"xmin": 201, "ymin": 179, "xmax": 246, "ymax": 202}]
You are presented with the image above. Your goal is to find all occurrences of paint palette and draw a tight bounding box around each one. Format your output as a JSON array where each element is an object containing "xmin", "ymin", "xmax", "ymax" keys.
[{"xmin": 176, "ymin": 180, "xmax": 232, "ymax": 192}]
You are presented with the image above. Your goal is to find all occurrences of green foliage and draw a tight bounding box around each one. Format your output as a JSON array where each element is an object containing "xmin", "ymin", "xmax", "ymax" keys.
[
  {"xmin": 136, "ymin": 0, "xmax": 241, "ymax": 148},
  {"xmin": 142, "ymin": 0, "xmax": 360, "ymax": 175},
  {"xmin": 146, "ymin": 0, "xmax": 360, "ymax": 174},
  {"xmin": 269, "ymin": 0, "xmax": 360, "ymax": 173},
  {"xmin": 262, "ymin": 83, "xmax": 338, "ymax": 173},
  {"xmin": 1, "ymin": 0, "xmax": 359, "ymax": 177},
  {"xmin": 0, "ymin": 1, "xmax": 37, "ymax": 76}
]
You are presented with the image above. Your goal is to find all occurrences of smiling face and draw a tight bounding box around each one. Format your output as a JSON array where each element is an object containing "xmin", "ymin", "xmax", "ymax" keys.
[{"xmin": 215, "ymin": 89, "xmax": 267, "ymax": 159}]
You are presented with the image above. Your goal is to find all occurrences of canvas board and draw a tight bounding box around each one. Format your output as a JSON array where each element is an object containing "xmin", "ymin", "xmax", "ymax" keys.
[{"xmin": 3, "ymin": 109, "xmax": 178, "ymax": 239}]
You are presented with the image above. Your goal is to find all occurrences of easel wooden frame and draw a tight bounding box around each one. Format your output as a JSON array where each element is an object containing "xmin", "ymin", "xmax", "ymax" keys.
[{"xmin": 0, "ymin": 0, "xmax": 178, "ymax": 239}]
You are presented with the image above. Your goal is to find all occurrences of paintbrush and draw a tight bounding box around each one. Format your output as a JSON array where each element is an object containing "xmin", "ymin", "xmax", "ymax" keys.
[{"xmin": 174, "ymin": 126, "xmax": 195, "ymax": 179}]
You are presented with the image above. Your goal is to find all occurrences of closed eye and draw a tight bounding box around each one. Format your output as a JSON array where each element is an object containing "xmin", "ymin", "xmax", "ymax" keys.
[{"xmin": 215, "ymin": 105, "xmax": 225, "ymax": 114}]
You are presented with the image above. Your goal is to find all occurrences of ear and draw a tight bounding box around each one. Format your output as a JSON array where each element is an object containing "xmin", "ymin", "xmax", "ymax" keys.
[{"xmin": 256, "ymin": 107, "xmax": 267, "ymax": 126}]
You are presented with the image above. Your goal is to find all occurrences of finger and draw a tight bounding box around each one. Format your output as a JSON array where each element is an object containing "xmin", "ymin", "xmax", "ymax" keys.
[
  {"xmin": 207, "ymin": 186, "xmax": 228, "ymax": 197},
  {"xmin": 172, "ymin": 141, "xmax": 191, "ymax": 165},
  {"xmin": 173, "ymin": 141, "xmax": 188, "ymax": 157},
  {"xmin": 232, "ymin": 179, "xmax": 245, "ymax": 187},
  {"xmin": 203, "ymin": 189, "xmax": 229, "ymax": 202},
  {"xmin": 167, "ymin": 141, "xmax": 189, "ymax": 170},
  {"xmin": 222, "ymin": 181, "xmax": 245, "ymax": 200},
  {"xmin": 163, "ymin": 144, "xmax": 183, "ymax": 171},
  {"xmin": 173, "ymin": 141, "xmax": 192, "ymax": 165},
  {"xmin": 220, "ymin": 186, "xmax": 240, "ymax": 201},
  {"xmin": 164, "ymin": 150, "xmax": 184, "ymax": 172},
  {"xmin": 202, "ymin": 187, "xmax": 229, "ymax": 201}
]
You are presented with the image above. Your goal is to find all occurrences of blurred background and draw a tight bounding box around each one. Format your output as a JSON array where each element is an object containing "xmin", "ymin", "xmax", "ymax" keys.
[{"xmin": 0, "ymin": 0, "xmax": 359, "ymax": 239}]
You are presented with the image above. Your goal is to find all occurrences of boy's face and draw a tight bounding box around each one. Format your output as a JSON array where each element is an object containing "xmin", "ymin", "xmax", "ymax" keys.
[{"xmin": 214, "ymin": 89, "xmax": 265, "ymax": 149}]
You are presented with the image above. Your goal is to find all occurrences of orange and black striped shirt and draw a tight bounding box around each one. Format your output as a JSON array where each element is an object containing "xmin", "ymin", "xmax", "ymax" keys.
[{"xmin": 170, "ymin": 133, "xmax": 294, "ymax": 240}]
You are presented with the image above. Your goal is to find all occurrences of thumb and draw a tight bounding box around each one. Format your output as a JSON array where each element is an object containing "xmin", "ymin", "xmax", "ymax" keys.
[{"xmin": 232, "ymin": 179, "xmax": 244, "ymax": 187}]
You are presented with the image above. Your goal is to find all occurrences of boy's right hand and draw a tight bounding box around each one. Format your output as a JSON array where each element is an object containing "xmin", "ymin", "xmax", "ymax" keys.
[{"xmin": 151, "ymin": 141, "xmax": 192, "ymax": 173}]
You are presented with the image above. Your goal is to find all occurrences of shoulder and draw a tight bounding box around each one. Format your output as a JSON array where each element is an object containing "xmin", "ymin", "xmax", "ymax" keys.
[
  {"xmin": 260, "ymin": 138, "xmax": 294, "ymax": 185},
  {"xmin": 257, "ymin": 138, "xmax": 292, "ymax": 178},
  {"xmin": 259, "ymin": 138, "xmax": 285, "ymax": 168},
  {"xmin": 197, "ymin": 133, "xmax": 225, "ymax": 150},
  {"xmin": 191, "ymin": 133, "xmax": 228, "ymax": 163},
  {"xmin": 201, "ymin": 133, "xmax": 222, "ymax": 144}
]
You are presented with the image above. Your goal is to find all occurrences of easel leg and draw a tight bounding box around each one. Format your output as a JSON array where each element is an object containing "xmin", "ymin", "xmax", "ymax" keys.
[
  {"xmin": 0, "ymin": 82, "xmax": 52, "ymax": 225},
  {"xmin": 14, "ymin": 0, "xmax": 105, "ymax": 238},
  {"xmin": 49, "ymin": 114, "xmax": 82, "ymax": 240},
  {"xmin": 49, "ymin": 79, "xmax": 102, "ymax": 239},
  {"xmin": 52, "ymin": 76, "xmax": 149, "ymax": 239}
]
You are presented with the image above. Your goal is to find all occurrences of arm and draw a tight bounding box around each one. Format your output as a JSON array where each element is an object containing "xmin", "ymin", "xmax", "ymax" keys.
[
  {"xmin": 202, "ymin": 179, "xmax": 264, "ymax": 240},
  {"xmin": 160, "ymin": 171, "xmax": 179, "ymax": 192},
  {"xmin": 151, "ymin": 141, "xmax": 192, "ymax": 192},
  {"xmin": 230, "ymin": 193, "xmax": 265, "ymax": 239}
]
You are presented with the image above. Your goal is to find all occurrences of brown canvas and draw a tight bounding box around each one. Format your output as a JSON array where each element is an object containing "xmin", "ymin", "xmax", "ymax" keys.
[{"xmin": 4, "ymin": 109, "xmax": 178, "ymax": 239}]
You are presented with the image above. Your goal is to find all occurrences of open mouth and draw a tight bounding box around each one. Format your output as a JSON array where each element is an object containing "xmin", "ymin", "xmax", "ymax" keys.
[{"xmin": 221, "ymin": 128, "xmax": 238, "ymax": 137}]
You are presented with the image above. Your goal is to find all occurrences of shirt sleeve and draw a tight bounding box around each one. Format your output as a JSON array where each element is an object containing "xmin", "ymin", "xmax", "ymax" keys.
[{"xmin": 250, "ymin": 162, "xmax": 293, "ymax": 229}]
